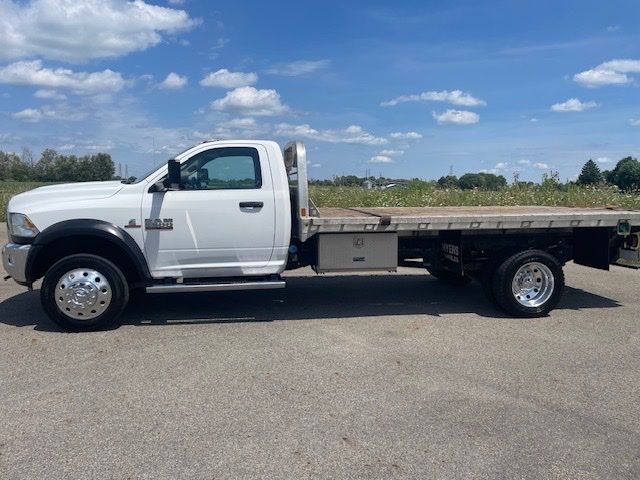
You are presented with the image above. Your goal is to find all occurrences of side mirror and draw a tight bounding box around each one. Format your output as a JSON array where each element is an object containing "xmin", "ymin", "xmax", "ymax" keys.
[
  {"xmin": 167, "ymin": 159, "xmax": 181, "ymax": 190},
  {"xmin": 149, "ymin": 181, "xmax": 166, "ymax": 193}
]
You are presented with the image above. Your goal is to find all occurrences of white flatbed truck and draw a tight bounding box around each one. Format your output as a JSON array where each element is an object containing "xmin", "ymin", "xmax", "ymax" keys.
[{"xmin": 3, "ymin": 140, "xmax": 640, "ymax": 331}]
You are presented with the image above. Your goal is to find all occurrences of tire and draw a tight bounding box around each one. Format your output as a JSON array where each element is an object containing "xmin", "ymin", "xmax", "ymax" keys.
[
  {"xmin": 426, "ymin": 267, "xmax": 472, "ymax": 285},
  {"xmin": 40, "ymin": 254, "xmax": 129, "ymax": 331},
  {"xmin": 491, "ymin": 250, "xmax": 564, "ymax": 317}
]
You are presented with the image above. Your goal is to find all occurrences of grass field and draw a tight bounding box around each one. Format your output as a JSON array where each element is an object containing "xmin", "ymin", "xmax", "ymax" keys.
[
  {"xmin": 311, "ymin": 184, "xmax": 640, "ymax": 209},
  {"xmin": 1, "ymin": 181, "xmax": 639, "ymax": 223}
]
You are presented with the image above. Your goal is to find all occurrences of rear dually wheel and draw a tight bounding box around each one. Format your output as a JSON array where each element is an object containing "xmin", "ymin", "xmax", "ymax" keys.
[{"xmin": 491, "ymin": 250, "xmax": 565, "ymax": 317}]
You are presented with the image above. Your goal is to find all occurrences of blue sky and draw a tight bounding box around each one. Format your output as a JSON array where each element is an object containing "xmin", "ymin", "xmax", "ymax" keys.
[{"xmin": 0, "ymin": 0, "xmax": 639, "ymax": 181}]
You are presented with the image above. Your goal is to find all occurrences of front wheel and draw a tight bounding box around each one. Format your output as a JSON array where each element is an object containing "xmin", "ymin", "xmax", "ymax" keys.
[
  {"xmin": 40, "ymin": 254, "xmax": 129, "ymax": 331},
  {"xmin": 491, "ymin": 250, "xmax": 564, "ymax": 317}
]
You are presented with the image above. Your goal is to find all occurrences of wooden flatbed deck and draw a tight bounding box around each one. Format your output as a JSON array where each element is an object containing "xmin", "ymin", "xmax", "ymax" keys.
[{"xmin": 296, "ymin": 206, "xmax": 640, "ymax": 241}]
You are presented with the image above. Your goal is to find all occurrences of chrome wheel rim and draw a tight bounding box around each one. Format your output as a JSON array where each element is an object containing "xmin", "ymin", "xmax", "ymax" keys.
[
  {"xmin": 511, "ymin": 262, "xmax": 554, "ymax": 308},
  {"xmin": 55, "ymin": 268, "xmax": 112, "ymax": 320}
]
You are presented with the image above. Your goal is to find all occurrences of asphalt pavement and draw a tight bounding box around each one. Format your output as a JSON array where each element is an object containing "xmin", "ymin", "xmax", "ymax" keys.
[{"xmin": 1, "ymin": 224, "xmax": 639, "ymax": 479}]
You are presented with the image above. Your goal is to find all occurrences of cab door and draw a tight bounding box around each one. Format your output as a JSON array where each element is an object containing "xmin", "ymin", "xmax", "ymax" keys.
[{"xmin": 141, "ymin": 144, "xmax": 276, "ymax": 278}]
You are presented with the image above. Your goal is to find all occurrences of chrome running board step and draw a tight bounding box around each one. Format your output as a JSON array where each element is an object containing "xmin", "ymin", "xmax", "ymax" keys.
[{"xmin": 146, "ymin": 280, "xmax": 286, "ymax": 294}]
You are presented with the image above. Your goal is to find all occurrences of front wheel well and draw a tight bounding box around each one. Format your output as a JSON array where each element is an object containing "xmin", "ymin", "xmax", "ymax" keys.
[{"xmin": 30, "ymin": 235, "xmax": 145, "ymax": 285}]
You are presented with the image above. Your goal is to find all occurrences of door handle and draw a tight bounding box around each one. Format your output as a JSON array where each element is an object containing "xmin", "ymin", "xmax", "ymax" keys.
[{"xmin": 239, "ymin": 201, "xmax": 264, "ymax": 209}]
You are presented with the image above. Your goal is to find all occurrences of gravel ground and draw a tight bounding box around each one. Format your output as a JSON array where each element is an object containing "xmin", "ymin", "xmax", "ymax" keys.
[{"xmin": 1, "ymin": 224, "xmax": 639, "ymax": 479}]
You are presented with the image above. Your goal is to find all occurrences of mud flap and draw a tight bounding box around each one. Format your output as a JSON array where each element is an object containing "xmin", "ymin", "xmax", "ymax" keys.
[
  {"xmin": 437, "ymin": 231, "xmax": 464, "ymax": 275},
  {"xmin": 573, "ymin": 227, "xmax": 610, "ymax": 270}
]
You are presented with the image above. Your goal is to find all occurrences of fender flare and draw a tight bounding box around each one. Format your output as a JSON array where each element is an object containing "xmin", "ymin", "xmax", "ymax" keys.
[{"xmin": 25, "ymin": 219, "xmax": 151, "ymax": 282}]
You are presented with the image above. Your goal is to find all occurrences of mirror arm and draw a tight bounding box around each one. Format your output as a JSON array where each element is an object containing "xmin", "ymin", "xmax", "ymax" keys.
[{"xmin": 148, "ymin": 159, "xmax": 182, "ymax": 193}]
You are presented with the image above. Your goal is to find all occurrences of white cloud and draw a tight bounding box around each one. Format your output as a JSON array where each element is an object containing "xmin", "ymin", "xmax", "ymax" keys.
[
  {"xmin": 225, "ymin": 117, "xmax": 257, "ymax": 128},
  {"xmin": 574, "ymin": 69, "xmax": 630, "ymax": 87},
  {"xmin": 369, "ymin": 155, "xmax": 393, "ymax": 164},
  {"xmin": 596, "ymin": 157, "xmax": 612, "ymax": 164},
  {"xmin": 381, "ymin": 89, "xmax": 486, "ymax": 107},
  {"xmin": 0, "ymin": 0, "xmax": 197, "ymax": 62},
  {"xmin": 599, "ymin": 59, "xmax": 640, "ymax": 73},
  {"xmin": 378, "ymin": 149, "xmax": 404, "ymax": 156},
  {"xmin": 432, "ymin": 109, "xmax": 479, "ymax": 125},
  {"xmin": 311, "ymin": 163, "xmax": 322, "ymax": 168},
  {"xmin": 12, "ymin": 104, "xmax": 87, "ymax": 123},
  {"xmin": 11, "ymin": 108, "xmax": 43, "ymax": 122},
  {"xmin": 607, "ymin": 25, "xmax": 620, "ymax": 32},
  {"xmin": 0, "ymin": 60, "xmax": 127, "ymax": 94},
  {"xmin": 266, "ymin": 59, "xmax": 330, "ymax": 76},
  {"xmin": 530, "ymin": 117, "xmax": 538, "ymax": 123},
  {"xmin": 517, "ymin": 159, "xmax": 531, "ymax": 165},
  {"xmin": 168, "ymin": 0, "xmax": 185, "ymax": 4},
  {"xmin": 158, "ymin": 72, "xmax": 187, "ymax": 89},
  {"xmin": 494, "ymin": 162, "xmax": 508, "ymax": 169},
  {"xmin": 211, "ymin": 38, "xmax": 229, "ymax": 51},
  {"xmin": 210, "ymin": 117, "xmax": 266, "ymax": 139},
  {"xmin": 56, "ymin": 143, "xmax": 76, "ymax": 151},
  {"xmin": 573, "ymin": 59, "xmax": 640, "ymax": 87},
  {"xmin": 629, "ymin": 118, "xmax": 640, "ymax": 127},
  {"xmin": 550, "ymin": 98, "xmax": 598, "ymax": 112},
  {"xmin": 389, "ymin": 131, "xmax": 422, "ymax": 140},
  {"xmin": 200, "ymin": 69, "xmax": 258, "ymax": 88},
  {"xmin": 211, "ymin": 86, "xmax": 288, "ymax": 116},
  {"xmin": 533, "ymin": 162, "xmax": 550, "ymax": 169},
  {"xmin": 275, "ymin": 123, "xmax": 387, "ymax": 145},
  {"xmin": 34, "ymin": 89, "xmax": 66, "ymax": 100}
]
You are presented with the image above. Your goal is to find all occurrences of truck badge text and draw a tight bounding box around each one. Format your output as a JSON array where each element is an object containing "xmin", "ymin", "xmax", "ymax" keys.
[{"xmin": 145, "ymin": 218, "xmax": 174, "ymax": 230}]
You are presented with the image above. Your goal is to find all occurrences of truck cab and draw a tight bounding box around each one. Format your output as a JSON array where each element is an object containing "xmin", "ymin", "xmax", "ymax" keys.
[{"xmin": 138, "ymin": 140, "xmax": 292, "ymax": 279}]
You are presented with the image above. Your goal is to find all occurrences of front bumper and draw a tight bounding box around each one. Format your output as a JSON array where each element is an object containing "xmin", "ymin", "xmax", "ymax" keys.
[{"xmin": 2, "ymin": 243, "xmax": 32, "ymax": 284}]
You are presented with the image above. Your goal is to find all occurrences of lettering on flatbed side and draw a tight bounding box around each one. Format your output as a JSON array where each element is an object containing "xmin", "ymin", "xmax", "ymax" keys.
[
  {"xmin": 441, "ymin": 242, "xmax": 460, "ymax": 263},
  {"xmin": 145, "ymin": 218, "xmax": 174, "ymax": 230}
]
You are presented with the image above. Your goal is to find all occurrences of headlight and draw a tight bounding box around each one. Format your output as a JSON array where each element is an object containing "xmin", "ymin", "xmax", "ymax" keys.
[{"xmin": 8, "ymin": 213, "xmax": 39, "ymax": 238}]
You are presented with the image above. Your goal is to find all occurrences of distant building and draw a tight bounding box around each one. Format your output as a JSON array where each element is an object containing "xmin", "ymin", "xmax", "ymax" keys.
[{"xmin": 363, "ymin": 179, "xmax": 374, "ymax": 189}]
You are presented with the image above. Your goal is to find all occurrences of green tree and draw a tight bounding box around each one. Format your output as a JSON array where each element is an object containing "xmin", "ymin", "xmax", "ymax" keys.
[
  {"xmin": 606, "ymin": 156, "xmax": 640, "ymax": 191},
  {"xmin": 481, "ymin": 172, "xmax": 507, "ymax": 190},
  {"xmin": 0, "ymin": 151, "xmax": 8, "ymax": 180},
  {"xmin": 577, "ymin": 159, "xmax": 603, "ymax": 185},
  {"xmin": 458, "ymin": 172, "xmax": 506, "ymax": 190},
  {"xmin": 34, "ymin": 149, "xmax": 59, "ymax": 181},
  {"xmin": 0, "ymin": 151, "xmax": 33, "ymax": 180},
  {"xmin": 437, "ymin": 175, "xmax": 459, "ymax": 189},
  {"xmin": 614, "ymin": 160, "xmax": 640, "ymax": 191},
  {"xmin": 88, "ymin": 153, "xmax": 115, "ymax": 181},
  {"xmin": 54, "ymin": 154, "xmax": 79, "ymax": 181}
]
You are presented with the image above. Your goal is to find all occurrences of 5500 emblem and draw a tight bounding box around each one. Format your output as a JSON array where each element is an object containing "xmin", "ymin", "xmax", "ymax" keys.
[{"xmin": 145, "ymin": 218, "xmax": 174, "ymax": 230}]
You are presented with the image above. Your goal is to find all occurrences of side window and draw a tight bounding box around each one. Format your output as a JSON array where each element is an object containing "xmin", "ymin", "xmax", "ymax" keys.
[{"xmin": 180, "ymin": 147, "xmax": 262, "ymax": 190}]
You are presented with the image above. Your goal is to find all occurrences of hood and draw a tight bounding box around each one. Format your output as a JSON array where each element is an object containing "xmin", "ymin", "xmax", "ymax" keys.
[{"xmin": 8, "ymin": 181, "xmax": 125, "ymax": 214}]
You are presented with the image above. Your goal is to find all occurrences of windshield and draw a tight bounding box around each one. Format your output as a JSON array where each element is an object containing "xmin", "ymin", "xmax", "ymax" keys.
[
  {"xmin": 122, "ymin": 146, "xmax": 199, "ymax": 184},
  {"xmin": 121, "ymin": 163, "xmax": 166, "ymax": 184}
]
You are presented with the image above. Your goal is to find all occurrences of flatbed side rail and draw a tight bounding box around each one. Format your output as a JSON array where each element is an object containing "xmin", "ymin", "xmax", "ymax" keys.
[{"xmin": 297, "ymin": 209, "xmax": 640, "ymax": 241}]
